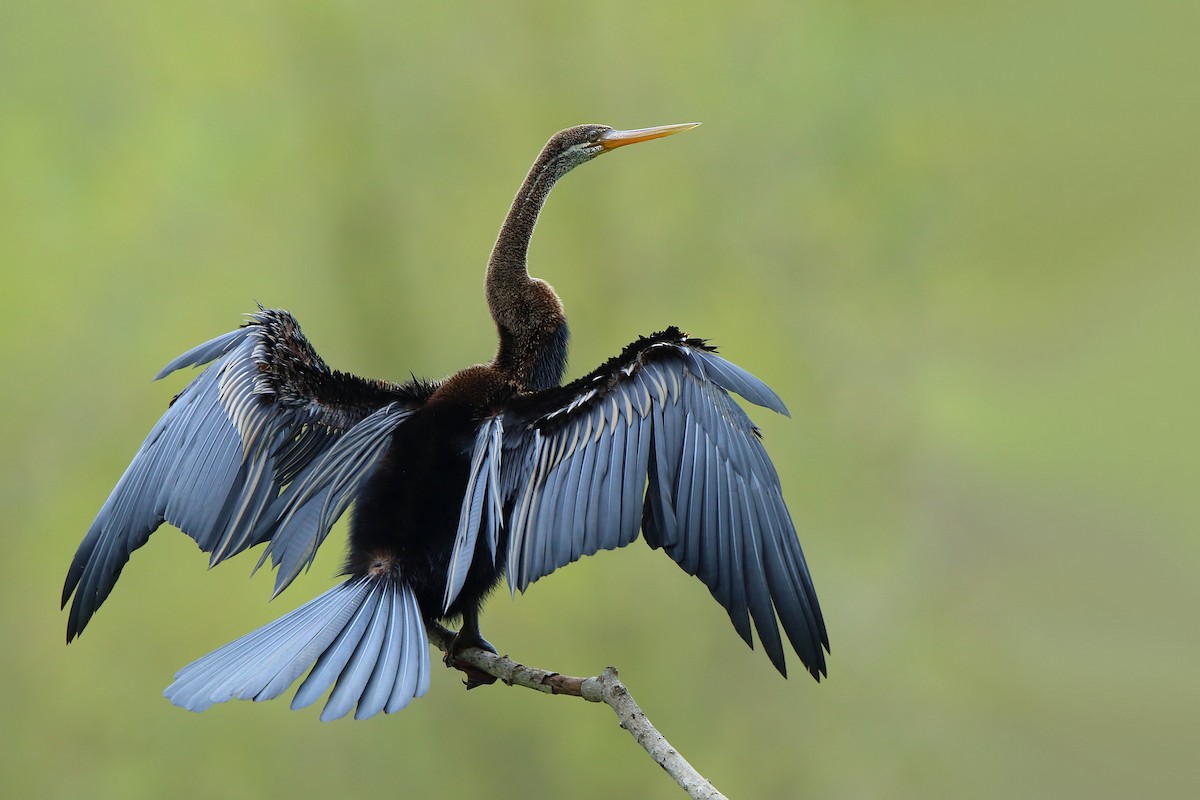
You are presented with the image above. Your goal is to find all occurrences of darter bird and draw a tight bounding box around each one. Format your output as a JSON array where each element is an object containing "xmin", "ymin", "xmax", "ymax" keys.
[{"xmin": 63, "ymin": 123, "xmax": 829, "ymax": 721}]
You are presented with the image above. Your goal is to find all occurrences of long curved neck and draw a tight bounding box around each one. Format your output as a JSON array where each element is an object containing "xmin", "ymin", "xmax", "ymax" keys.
[
  {"xmin": 486, "ymin": 155, "xmax": 573, "ymax": 390},
  {"xmin": 486, "ymin": 157, "xmax": 564, "ymax": 302}
]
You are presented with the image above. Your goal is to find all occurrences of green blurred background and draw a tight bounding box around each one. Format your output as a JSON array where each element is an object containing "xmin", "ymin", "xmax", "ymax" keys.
[{"xmin": 3, "ymin": 1, "xmax": 1195, "ymax": 797}]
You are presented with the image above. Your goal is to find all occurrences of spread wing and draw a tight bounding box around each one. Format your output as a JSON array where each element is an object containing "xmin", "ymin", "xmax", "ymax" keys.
[
  {"xmin": 63, "ymin": 308, "xmax": 434, "ymax": 641},
  {"xmin": 445, "ymin": 328, "xmax": 828, "ymax": 679}
]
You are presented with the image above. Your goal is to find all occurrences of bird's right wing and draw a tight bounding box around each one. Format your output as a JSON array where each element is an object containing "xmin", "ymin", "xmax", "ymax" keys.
[{"xmin": 63, "ymin": 308, "xmax": 434, "ymax": 641}]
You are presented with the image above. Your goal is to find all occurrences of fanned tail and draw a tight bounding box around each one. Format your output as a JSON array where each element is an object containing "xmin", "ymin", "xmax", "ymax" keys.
[{"xmin": 164, "ymin": 576, "xmax": 430, "ymax": 721}]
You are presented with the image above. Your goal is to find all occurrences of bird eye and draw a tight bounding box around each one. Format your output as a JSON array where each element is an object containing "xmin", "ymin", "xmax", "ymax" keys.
[{"xmin": 587, "ymin": 128, "xmax": 602, "ymax": 143}]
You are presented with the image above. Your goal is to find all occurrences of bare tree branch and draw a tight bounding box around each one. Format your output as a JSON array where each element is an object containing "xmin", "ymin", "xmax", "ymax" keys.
[{"xmin": 428, "ymin": 623, "xmax": 729, "ymax": 800}]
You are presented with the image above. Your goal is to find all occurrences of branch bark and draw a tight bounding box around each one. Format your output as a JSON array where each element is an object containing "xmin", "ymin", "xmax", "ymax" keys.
[{"xmin": 427, "ymin": 623, "xmax": 728, "ymax": 800}]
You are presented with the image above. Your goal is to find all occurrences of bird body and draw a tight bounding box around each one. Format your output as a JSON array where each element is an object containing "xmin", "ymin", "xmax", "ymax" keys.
[
  {"xmin": 348, "ymin": 366, "xmax": 509, "ymax": 638},
  {"xmin": 63, "ymin": 123, "xmax": 829, "ymax": 721}
]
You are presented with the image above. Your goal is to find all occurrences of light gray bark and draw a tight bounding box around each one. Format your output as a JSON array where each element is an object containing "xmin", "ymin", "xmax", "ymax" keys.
[{"xmin": 428, "ymin": 623, "xmax": 728, "ymax": 800}]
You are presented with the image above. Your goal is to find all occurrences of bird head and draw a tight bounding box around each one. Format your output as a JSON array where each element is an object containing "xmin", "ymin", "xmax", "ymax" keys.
[{"xmin": 540, "ymin": 122, "xmax": 700, "ymax": 173}]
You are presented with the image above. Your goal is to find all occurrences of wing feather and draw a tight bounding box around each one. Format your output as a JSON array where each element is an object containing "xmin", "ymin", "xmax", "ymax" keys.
[
  {"xmin": 591, "ymin": 423, "xmax": 619, "ymax": 554},
  {"xmin": 737, "ymin": 480, "xmax": 788, "ymax": 673},
  {"xmin": 63, "ymin": 308, "xmax": 432, "ymax": 641},
  {"xmin": 555, "ymin": 431, "xmax": 585, "ymax": 568},
  {"xmin": 574, "ymin": 423, "xmax": 601, "ymax": 556},
  {"xmin": 444, "ymin": 418, "xmax": 507, "ymax": 611},
  {"xmin": 601, "ymin": 415, "xmax": 629, "ymax": 552},
  {"xmin": 620, "ymin": 415, "xmax": 650, "ymax": 548},
  {"xmin": 700, "ymin": 430, "xmax": 721, "ymax": 589},
  {"xmin": 725, "ymin": 470, "xmax": 754, "ymax": 646},
  {"xmin": 446, "ymin": 327, "xmax": 828, "ymax": 678}
]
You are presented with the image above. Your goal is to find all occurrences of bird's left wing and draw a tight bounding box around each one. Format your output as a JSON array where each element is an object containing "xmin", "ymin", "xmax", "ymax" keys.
[
  {"xmin": 63, "ymin": 308, "xmax": 433, "ymax": 641},
  {"xmin": 444, "ymin": 327, "xmax": 828, "ymax": 679}
]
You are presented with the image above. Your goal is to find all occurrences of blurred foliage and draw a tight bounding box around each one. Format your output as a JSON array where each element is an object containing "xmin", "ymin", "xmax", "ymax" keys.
[{"xmin": 2, "ymin": 0, "xmax": 1196, "ymax": 797}]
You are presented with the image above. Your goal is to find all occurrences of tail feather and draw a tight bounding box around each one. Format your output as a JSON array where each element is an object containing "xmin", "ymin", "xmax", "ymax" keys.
[
  {"xmin": 388, "ymin": 589, "xmax": 430, "ymax": 713},
  {"xmin": 164, "ymin": 577, "xmax": 429, "ymax": 720},
  {"xmin": 291, "ymin": 584, "xmax": 389, "ymax": 720},
  {"xmin": 166, "ymin": 581, "xmax": 368, "ymax": 708},
  {"xmin": 355, "ymin": 591, "xmax": 404, "ymax": 718}
]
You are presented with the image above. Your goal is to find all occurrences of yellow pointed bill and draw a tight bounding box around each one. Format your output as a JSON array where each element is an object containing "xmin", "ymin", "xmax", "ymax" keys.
[{"xmin": 597, "ymin": 122, "xmax": 701, "ymax": 150}]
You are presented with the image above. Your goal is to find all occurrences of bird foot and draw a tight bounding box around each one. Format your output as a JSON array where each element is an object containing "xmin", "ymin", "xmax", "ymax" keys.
[{"xmin": 444, "ymin": 628, "xmax": 498, "ymax": 690}]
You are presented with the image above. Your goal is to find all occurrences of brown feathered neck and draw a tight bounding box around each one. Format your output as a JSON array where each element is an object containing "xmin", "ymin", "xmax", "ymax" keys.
[{"xmin": 485, "ymin": 135, "xmax": 592, "ymax": 390}]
